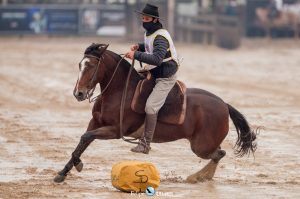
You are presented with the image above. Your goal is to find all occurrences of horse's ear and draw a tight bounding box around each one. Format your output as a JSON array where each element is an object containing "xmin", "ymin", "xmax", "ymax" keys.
[
  {"xmin": 98, "ymin": 44, "xmax": 109, "ymax": 54},
  {"xmin": 99, "ymin": 44, "xmax": 109, "ymax": 50}
]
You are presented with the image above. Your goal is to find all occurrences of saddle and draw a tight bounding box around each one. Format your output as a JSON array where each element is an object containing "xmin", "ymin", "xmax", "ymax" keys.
[{"xmin": 131, "ymin": 72, "xmax": 187, "ymax": 125}]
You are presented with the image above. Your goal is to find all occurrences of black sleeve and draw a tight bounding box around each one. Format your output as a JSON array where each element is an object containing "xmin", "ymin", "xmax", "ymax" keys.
[
  {"xmin": 138, "ymin": 43, "xmax": 145, "ymax": 52},
  {"xmin": 134, "ymin": 35, "xmax": 169, "ymax": 66}
]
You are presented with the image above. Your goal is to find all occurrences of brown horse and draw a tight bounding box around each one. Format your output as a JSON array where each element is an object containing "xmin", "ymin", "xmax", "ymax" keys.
[
  {"xmin": 255, "ymin": 7, "xmax": 299, "ymax": 38},
  {"xmin": 54, "ymin": 43, "xmax": 257, "ymax": 184}
]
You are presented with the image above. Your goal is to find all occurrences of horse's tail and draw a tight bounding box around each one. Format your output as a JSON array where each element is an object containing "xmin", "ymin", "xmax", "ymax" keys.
[{"xmin": 227, "ymin": 104, "xmax": 257, "ymax": 157}]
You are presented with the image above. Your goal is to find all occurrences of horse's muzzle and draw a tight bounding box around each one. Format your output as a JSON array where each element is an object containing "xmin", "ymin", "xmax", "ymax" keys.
[{"xmin": 74, "ymin": 89, "xmax": 87, "ymax": 101}]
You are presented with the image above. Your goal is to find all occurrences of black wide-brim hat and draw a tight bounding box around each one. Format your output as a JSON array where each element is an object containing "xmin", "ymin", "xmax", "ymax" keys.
[{"xmin": 135, "ymin": 3, "xmax": 162, "ymax": 19}]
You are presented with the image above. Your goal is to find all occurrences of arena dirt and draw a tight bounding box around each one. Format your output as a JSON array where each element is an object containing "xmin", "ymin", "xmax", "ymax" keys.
[{"xmin": 0, "ymin": 37, "xmax": 299, "ymax": 198}]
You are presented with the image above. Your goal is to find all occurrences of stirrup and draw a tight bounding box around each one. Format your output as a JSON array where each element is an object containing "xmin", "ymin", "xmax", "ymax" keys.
[
  {"xmin": 137, "ymin": 138, "xmax": 150, "ymax": 149},
  {"xmin": 131, "ymin": 138, "xmax": 150, "ymax": 154}
]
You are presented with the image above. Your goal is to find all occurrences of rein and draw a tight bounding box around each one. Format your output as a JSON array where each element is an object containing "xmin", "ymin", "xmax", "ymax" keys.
[
  {"xmin": 84, "ymin": 52, "xmax": 140, "ymax": 144},
  {"xmin": 84, "ymin": 54, "xmax": 125, "ymax": 103},
  {"xmin": 119, "ymin": 58, "xmax": 140, "ymax": 144}
]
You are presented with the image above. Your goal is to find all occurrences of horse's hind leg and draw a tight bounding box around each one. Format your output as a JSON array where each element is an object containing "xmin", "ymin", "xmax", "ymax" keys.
[{"xmin": 186, "ymin": 148, "xmax": 226, "ymax": 184}]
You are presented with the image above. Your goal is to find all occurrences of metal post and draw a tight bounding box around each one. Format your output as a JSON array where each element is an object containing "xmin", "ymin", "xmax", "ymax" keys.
[
  {"xmin": 167, "ymin": 0, "xmax": 175, "ymax": 36},
  {"xmin": 124, "ymin": 0, "xmax": 130, "ymax": 40},
  {"xmin": 2, "ymin": 0, "xmax": 8, "ymax": 6}
]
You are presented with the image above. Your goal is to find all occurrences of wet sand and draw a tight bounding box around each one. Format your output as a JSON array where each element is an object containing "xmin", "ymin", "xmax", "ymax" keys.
[{"xmin": 0, "ymin": 37, "xmax": 299, "ymax": 198}]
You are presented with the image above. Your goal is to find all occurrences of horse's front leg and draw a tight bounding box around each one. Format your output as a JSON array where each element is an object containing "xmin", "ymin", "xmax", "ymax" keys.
[{"xmin": 54, "ymin": 125, "xmax": 118, "ymax": 183}]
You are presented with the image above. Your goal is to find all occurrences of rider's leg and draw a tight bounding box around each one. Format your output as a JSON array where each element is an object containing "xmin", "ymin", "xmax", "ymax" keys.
[
  {"xmin": 131, "ymin": 74, "xmax": 177, "ymax": 154},
  {"xmin": 131, "ymin": 113, "xmax": 157, "ymax": 154}
]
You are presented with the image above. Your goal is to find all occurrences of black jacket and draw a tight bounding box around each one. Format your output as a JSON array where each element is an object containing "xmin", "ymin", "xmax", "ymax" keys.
[{"xmin": 134, "ymin": 31, "xmax": 178, "ymax": 78}]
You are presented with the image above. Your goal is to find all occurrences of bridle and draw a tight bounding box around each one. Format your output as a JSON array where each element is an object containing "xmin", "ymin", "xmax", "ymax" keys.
[
  {"xmin": 82, "ymin": 53, "xmax": 125, "ymax": 103},
  {"xmin": 80, "ymin": 50, "xmax": 141, "ymax": 144}
]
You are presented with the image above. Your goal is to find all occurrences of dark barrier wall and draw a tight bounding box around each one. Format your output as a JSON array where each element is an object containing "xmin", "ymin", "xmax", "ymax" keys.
[
  {"xmin": 0, "ymin": 5, "xmax": 125, "ymax": 35},
  {"xmin": 79, "ymin": 6, "xmax": 126, "ymax": 36},
  {"xmin": 0, "ymin": 8, "xmax": 34, "ymax": 32},
  {"xmin": 245, "ymin": 0, "xmax": 269, "ymax": 36},
  {"xmin": 46, "ymin": 9, "xmax": 78, "ymax": 34}
]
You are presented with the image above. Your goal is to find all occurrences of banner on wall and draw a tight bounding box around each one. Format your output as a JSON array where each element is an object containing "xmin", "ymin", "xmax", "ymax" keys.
[
  {"xmin": 46, "ymin": 9, "xmax": 78, "ymax": 34},
  {"xmin": 96, "ymin": 10, "xmax": 125, "ymax": 36},
  {"xmin": 0, "ymin": 6, "xmax": 126, "ymax": 36},
  {"xmin": 0, "ymin": 8, "xmax": 44, "ymax": 32},
  {"xmin": 80, "ymin": 9, "xmax": 99, "ymax": 33},
  {"xmin": 79, "ymin": 8, "xmax": 126, "ymax": 36}
]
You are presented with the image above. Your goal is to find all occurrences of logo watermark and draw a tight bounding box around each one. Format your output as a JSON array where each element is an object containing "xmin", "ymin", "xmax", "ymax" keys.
[{"xmin": 130, "ymin": 186, "xmax": 176, "ymax": 198}]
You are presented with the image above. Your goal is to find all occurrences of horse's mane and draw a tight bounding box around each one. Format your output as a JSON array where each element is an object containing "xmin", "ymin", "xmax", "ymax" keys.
[
  {"xmin": 106, "ymin": 50, "xmax": 132, "ymax": 68},
  {"xmin": 84, "ymin": 43, "xmax": 131, "ymax": 68},
  {"xmin": 84, "ymin": 43, "xmax": 105, "ymax": 57}
]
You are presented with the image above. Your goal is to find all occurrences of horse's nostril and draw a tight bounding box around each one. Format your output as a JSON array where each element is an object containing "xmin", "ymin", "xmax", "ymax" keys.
[{"xmin": 78, "ymin": 92, "xmax": 83, "ymax": 97}]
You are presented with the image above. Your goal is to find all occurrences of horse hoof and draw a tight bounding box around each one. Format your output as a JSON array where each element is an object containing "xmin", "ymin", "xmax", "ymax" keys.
[
  {"xmin": 186, "ymin": 176, "xmax": 198, "ymax": 184},
  {"xmin": 75, "ymin": 161, "xmax": 83, "ymax": 172},
  {"xmin": 54, "ymin": 174, "xmax": 66, "ymax": 183}
]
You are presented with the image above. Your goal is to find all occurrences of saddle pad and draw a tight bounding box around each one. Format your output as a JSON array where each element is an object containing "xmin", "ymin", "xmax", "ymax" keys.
[{"xmin": 131, "ymin": 78, "xmax": 187, "ymax": 125}]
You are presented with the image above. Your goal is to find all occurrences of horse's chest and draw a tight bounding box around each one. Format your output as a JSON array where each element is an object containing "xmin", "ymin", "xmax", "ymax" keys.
[{"xmin": 99, "ymin": 101, "xmax": 119, "ymax": 122}]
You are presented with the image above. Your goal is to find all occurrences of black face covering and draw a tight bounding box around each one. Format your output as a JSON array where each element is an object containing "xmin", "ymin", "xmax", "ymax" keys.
[
  {"xmin": 142, "ymin": 19, "xmax": 163, "ymax": 35},
  {"xmin": 142, "ymin": 21, "xmax": 154, "ymax": 31}
]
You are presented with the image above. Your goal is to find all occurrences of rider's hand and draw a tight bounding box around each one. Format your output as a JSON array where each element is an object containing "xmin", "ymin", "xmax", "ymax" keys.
[
  {"xmin": 125, "ymin": 51, "xmax": 135, "ymax": 60},
  {"xmin": 130, "ymin": 44, "xmax": 139, "ymax": 51}
]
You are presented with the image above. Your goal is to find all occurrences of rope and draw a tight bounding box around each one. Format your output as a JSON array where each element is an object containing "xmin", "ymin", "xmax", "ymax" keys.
[
  {"xmin": 119, "ymin": 58, "xmax": 140, "ymax": 144},
  {"xmin": 87, "ymin": 55, "xmax": 125, "ymax": 103},
  {"xmin": 85, "ymin": 52, "xmax": 141, "ymax": 144}
]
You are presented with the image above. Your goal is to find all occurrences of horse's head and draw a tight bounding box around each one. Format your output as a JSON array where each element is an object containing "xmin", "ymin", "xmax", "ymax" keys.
[{"xmin": 73, "ymin": 43, "xmax": 109, "ymax": 101}]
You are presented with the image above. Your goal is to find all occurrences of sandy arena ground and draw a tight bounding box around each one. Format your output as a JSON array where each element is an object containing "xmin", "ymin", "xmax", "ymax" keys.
[{"xmin": 0, "ymin": 37, "xmax": 299, "ymax": 199}]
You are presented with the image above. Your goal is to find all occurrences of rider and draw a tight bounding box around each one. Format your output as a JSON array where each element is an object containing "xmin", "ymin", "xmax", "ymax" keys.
[{"xmin": 125, "ymin": 3, "xmax": 179, "ymax": 154}]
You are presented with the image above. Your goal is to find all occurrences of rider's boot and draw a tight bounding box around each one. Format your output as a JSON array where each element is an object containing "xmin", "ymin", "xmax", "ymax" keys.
[{"xmin": 131, "ymin": 114, "xmax": 157, "ymax": 154}]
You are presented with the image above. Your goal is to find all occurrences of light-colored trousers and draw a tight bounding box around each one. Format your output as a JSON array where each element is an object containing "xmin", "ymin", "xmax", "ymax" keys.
[{"xmin": 145, "ymin": 74, "xmax": 177, "ymax": 115}]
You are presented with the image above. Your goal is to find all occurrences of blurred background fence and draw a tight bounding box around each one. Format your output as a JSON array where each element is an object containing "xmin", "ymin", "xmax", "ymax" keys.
[{"xmin": 0, "ymin": 0, "xmax": 300, "ymax": 49}]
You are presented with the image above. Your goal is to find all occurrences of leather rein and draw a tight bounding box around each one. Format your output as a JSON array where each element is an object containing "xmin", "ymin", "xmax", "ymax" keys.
[
  {"xmin": 83, "ymin": 53, "xmax": 124, "ymax": 103},
  {"xmin": 84, "ymin": 52, "xmax": 140, "ymax": 144}
]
